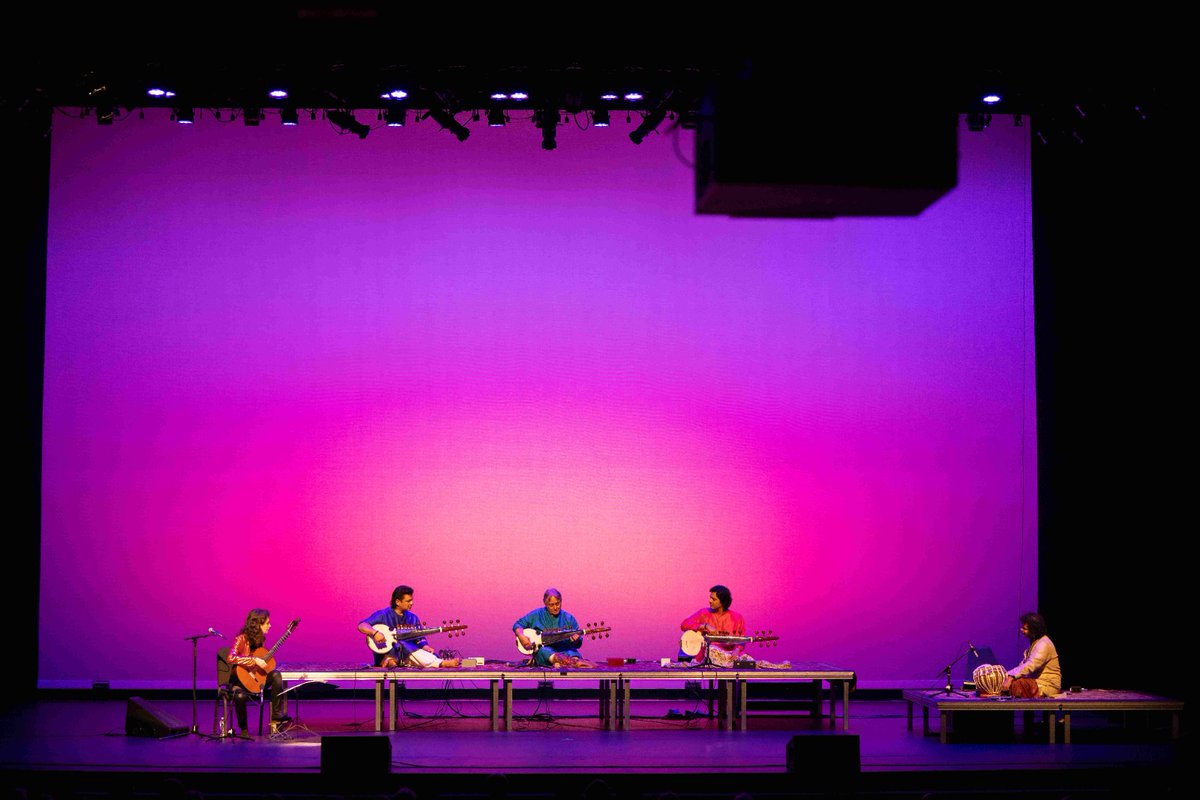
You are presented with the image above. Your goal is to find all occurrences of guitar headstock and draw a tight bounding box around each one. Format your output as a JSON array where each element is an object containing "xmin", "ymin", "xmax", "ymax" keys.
[{"xmin": 286, "ymin": 618, "xmax": 301, "ymax": 634}]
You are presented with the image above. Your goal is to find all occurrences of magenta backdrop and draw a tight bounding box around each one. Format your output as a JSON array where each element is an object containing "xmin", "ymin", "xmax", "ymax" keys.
[{"xmin": 41, "ymin": 110, "xmax": 1036, "ymax": 688}]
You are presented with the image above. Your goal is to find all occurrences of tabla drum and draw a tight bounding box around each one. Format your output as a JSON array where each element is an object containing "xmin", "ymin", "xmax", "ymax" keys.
[{"xmin": 972, "ymin": 664, "xmax": 1008, "ymax": 696}]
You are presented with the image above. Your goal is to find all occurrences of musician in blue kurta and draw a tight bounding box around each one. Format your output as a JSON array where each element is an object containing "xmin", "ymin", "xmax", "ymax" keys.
[
  {"xmin": 358, "ymin": 585, "xmax": 461, "ymax": 668},
  {"xmin": 513, "ymin": 587, "xmax": 587, "ymax": 667}
]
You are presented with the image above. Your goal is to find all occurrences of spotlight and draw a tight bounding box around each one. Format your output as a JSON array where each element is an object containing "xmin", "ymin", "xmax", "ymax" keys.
[
  {"xmin": 600, "ymin": 92, "xmax": 619, "ymax": 101},
  {"xmin": 427, "ymin": 108, "xmax": 470, "ymax": 141},
  {"xmin": 982, "ymin": 93, "xmax": 1001, "ymax": 105},
  {"xmin": 510, "ymin": 92, "xmax": 529, "ymax": 101},
  {"xmin": 592, "ymin": 109, "xmax": 610, "ymax": 127},
  {"xmin": 382, "ymin": 89, "xmax": 408, "ymax": 100},
  {"xmin": 624, "ymin": 91, "xmax": 643, "ymax": 101},
  {"xmin": 147, "ymin": 88, "xmax": 175, "ymax": 99},
  {"xmin": 268, "ymin": 89, "xmax": 289, "ymax": 99},
  {"xmin": 487, "ymin": 108, "xmax": 507, "ymax": 127},
  {"xmin": 385, "ymin": 107, "xmax": 407, "ymax": 127},
  {"xmin": 174, "ymin": 106, "xmax": 195, "ymax": 124},
  {"xmin": 328, "ymin": 109, "xmax": 370, "ymax": 139},
  {"xmin": 535, "ymin": 108, "xmax": 557, "ymax": 150},
  {"xmin": 629, "ymin": 107, "xmax": 667, "ymax": 144},
  {"xmin": 281, "ymin": 107, "xmax": 299, "ymax": 126},
  {"xmin": 243, "ymin": 108, "xmax": 262, "ymax": 126},
  {"xmin": 490, "ymin": 92, "xmax": 508, "ymax": 100}
]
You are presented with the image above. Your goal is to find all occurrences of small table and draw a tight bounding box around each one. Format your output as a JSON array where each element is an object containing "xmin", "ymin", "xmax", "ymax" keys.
[{"xmin": 904, "ymin": 688, "xmax": 1184, "ymax": 744}]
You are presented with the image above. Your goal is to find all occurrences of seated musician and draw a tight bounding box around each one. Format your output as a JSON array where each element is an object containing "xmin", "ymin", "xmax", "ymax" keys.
[
  {"xmin": 1006, "ymin": 612, "xmax": 1062, "ymax": 696},
  {"xmin": 358, "ymin": 585, "xmax": 462, "ymax": 669},
  {"xmin": 513, "ymin": 587, "xmax": 592, "ymax": 668},
  {"xmin": 679, "ymin": 585, "xmax": 749, "ymax": 667},
  {"xmin": 226, "ymin": 608, "xmax": 290, "ymax": 735}
]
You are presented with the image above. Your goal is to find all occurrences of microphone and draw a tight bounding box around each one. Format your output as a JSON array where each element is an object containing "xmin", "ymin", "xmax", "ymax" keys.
[
  {"xmin": 209, "ymin": 627, "xmax": 227, "ymax": 639},
  {"xmin": 968, "ymin": 641, "xmax": 980, "ymax": 658}
]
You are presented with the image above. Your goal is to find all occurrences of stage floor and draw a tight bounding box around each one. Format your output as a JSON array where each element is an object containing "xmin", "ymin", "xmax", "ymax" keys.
[{"xmin": 0, "ymin": 697, "xmax": 1181, "ymax": 776}]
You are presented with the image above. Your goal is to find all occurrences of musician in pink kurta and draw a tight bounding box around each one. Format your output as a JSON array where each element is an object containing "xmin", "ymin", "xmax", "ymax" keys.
[{"xmin": 679, "ymin": 585, "xmax": 748, "ymax": 666}]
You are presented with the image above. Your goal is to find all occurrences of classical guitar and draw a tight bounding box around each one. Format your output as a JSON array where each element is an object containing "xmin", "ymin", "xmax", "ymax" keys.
[
  {"xmin": 516, "ymin": 623, "xmax": 612, "ymax": 655},
  {"xmin": 366, "ymin": 621, "xmax": 469, "ymax": 655},
  {"xmin": 235, "ymin": 617, "xmax": 300, "ymax": 693},
  {"xmin": 679, "ymin": 629, "xmax": 779, "ymax": 657}
]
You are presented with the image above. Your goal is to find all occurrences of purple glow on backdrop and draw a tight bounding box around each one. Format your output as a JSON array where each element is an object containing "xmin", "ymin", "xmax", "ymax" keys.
[{"xmin": 41, "ymin": 111, "xmax": 1035, "ymax": 688}]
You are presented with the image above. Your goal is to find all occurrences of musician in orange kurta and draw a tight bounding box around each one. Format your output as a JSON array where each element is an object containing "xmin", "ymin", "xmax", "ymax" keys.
[
  {"xmin": 226, "ymin": 608, "xmax": 289, "ymax": 734},
  {"xmin": 679, "ymin": 585, "xmax": 748, "ymax": 667}
]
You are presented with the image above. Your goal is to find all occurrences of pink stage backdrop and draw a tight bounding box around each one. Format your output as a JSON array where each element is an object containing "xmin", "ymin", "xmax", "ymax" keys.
[{"xmin": 41, "ymin": 110, "xmax": 1036, "ymax": 688}]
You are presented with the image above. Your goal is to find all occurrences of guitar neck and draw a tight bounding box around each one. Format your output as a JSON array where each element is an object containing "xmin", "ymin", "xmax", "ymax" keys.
[
  {"xmin": 263, "ymin": 629, "xmax": 292, "ymax": 660},
  {"xmin": 263, "ymin": 620, "xmax": 300, "ymax": 660}
]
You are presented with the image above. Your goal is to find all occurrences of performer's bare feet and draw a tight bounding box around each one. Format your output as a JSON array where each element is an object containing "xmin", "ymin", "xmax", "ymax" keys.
[
  {"xmin": 440, "ymin": 657, "xmax": 462, "ymax": 668},
  {"xmin": 381, "ymin": 656, "xmax": 399, "ymax": 669}
]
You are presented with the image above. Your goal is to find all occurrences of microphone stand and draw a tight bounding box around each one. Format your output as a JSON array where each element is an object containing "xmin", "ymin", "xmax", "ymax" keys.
[
  {"xmin": 184, "ymin": 628, "xmax": 224, "ymax": 739},
  {"xmin": 685, "ymin": 632, "xmax": 719, "ymax": 720},
  {"xmin": 932, "ymin": 644, "xmax": 972, "ymax": 697}
]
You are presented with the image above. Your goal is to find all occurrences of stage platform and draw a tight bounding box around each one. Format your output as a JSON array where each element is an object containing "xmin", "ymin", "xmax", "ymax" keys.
[
  {"xmin": 278, "ymin": 661, "xmax": 854, "ymax": 732},
  {"xmin": 0, "ymin": 695, "xmax": 1183, "ymax": 798}
]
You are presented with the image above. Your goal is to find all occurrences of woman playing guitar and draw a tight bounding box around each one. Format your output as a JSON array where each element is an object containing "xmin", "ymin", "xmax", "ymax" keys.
[{"xmin": 226, "ymin": 608, "xmax": 291, "ymax": 735}]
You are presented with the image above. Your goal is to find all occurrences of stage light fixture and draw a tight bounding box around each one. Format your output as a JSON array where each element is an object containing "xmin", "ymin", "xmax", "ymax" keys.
[
  {"xmin": 268, "ymin": 89, "xmax": 289, "ymax": 99},
  {"xmin": 592, "ymin": 109, "xmax": 610, "ymax": 127},
  {"xmin": 174, "ymin": 106, "xmax": 195, "ymax": 124},
  {"xmin": 491, "ymin": 92, "xmax": 508, "ymax": 100},
  {"xmin": 147, "ymin": 88, "xmax": 176, "ymax": 99},
  {"xmin": 982, "ymin": 93, "xmax": 1001, "ymax": 105},
  {"xmin": 383, "ymin": 89, "xmax": 408, "ymax": 100},
  {"xmin": 624, "ymin": 92, "xmax": 643, "ymax": 101},
  {"xmin": 535, "ymin": 108, "xmax": 557, "ymax": 150},
  {"xmin": 600, "ymin": 92, "xmax": 619, "ymax": 101},
  {"xmin": 385, "ymin": 108, "xmax": 407, "ymax": 127},
  {"xmin": 510, "ymin": 92, "xmax": 529, "ymax": 101},
  {"xmin": 488, "ymin": 108, "xmax": 507, "ymax": 127},
  {"xmin": 281, "ymin": 107, "xmax": 299, "ymax": 126},
  {"xmin": 427, "ymin": 108, "xmax": 470, "ymax": 142},
  {"xmin": 629, "ymin": 107, "xmax": 667, "ymax": 144},
  {"xmin": 328, "ymin": 109, "xmax": 370, "ymax": 139}
]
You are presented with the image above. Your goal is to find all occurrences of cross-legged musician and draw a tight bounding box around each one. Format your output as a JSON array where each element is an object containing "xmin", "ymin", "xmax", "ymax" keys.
[{"xmin": 358, "ymin": 585, "xmax": 462, "ymax": 669}]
